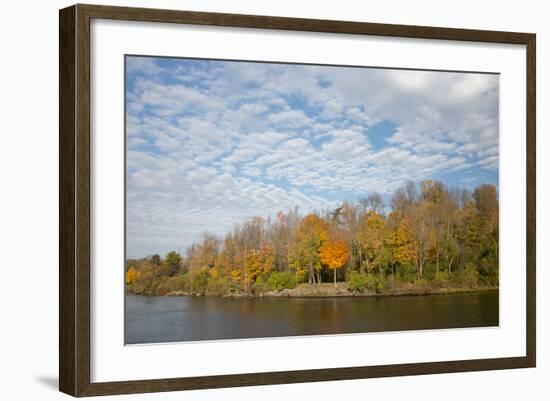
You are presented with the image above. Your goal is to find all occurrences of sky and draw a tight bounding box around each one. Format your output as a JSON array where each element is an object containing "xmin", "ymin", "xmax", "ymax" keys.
[{"xmin": 125, "ymin": 56, "xmax": 499, "ymax": 258}]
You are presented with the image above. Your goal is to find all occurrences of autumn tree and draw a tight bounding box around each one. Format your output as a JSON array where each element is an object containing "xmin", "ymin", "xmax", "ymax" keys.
[
  {"xmin": 238, "ymin": 217, "xmax": 266, "ymax": 291},
  {"xmin": 391, "ymin": 180, "xmax": 417, "ymax": 213},
  {"xmin": 185, "ymin": 233, "xmax": 221, "ymax": 271},
  {"xmin": 125, "ymin": 266, "xmax": 139, "ymax": 284},
  {"xmin": 456, "ymin": 200, "xmax": 482, "ymax": 266},
  {"xmin": 358, "ymin": 211, "xmax": 388, "ymax": 274},
  {"xmin": 388, "ymin": 211, "xmax": 416, "ymax": 274},
  {"xmin": 320, "ymin": 237, "xmax": 350, "ymax": 286},
  {"xmin": 420, "ymin": 179, "xmax": 446, "ymax": 204},
  {"xmin": 360, "ymin": 192, "xmax": 385, "ymax": 214},
  {"xmin": 340, "ymin": 202, "xmax": 359, "ymax": 272},
  {"xmin": 419, "ymin": 180, "xmax": 457, "ymax": 277},
  {"xmin": 473, "ymin": 184, "xmax": 499, "ymax": 284},
  {"xmin": 290, "ymin": 214, "xmax": 328, "ymax": 284},
  {"xmin": 271, "ymin": 209, "xmax": 299, "ymax": 272},
  {"xmin": 408, "ymin": 201, "xmax": 437, "ymax": 279},
  {"xmin": 244, "ymin": 245, "xmax": 275, "ymax": 288},
  {"xmin": 438, "ymin": 189, "xmax": 459, "ymax": 275},
  {"xmin": 218, "ymin": 233, "xmax": 238, "ymax": 269},
  {"xmin": 474, "ymin": 184, "xmax": 498, "ymax": 227},
  {"xmin": 126, "ymin": 179, "xmax": 499, "ymax": 296}
]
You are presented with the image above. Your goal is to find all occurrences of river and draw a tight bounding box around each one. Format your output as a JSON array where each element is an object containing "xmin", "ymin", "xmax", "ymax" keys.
[{"xmin": 125, "ymin": 291, "xmax": 498, "ymax": 344}]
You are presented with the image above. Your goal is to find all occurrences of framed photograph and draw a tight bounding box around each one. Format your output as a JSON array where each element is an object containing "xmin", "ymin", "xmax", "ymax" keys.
[{"xmin": 59, "ymin": 4, "xmax": 536, "ymax": 397}]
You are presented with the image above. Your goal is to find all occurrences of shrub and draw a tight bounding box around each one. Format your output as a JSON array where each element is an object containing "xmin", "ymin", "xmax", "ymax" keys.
[
  {"xmin": 164, "ymin": 274, "xmax": 189, "ymax": 292},
  {"xmin": 348, "ymin": 271, "xmax": 386, "ymax": 294},
  {"xmin": 206, "ymin": 276, "xmax": 232, "ymax": 296},
  {"xmin": 413, "ymin": 278, "xmax": 430, "ymax": 293},
  {"xmin": 397, "ymin": 264, "xmax": 418, "ymax": 283},
  {"xmin": 374, "ymin": 275, "xmax": 389, "ymax": 293},
  {"xmin": 478, "ymin": 268, "xmax": 499, "ymax": 287},
  {"xmin": 155, "ymin": 263, "xmax": 172, "ymax": 277},
  {"xmin": 477, "ymin": 260, "xmax": 499, "ymax": 286},
  {"xmin": 156, "ymin": 286, "xmax": 170, "ymax": 296},
  {"xmin": 265, "ymin": 271, "xmax": 296, "ymax": 291},
  {"xmin": 349, "ymin": 271, "xmax": 367, "ymax": 293},
  {"xmin": 126, "ymin": 272, "xmax": 150, "ymax": 294},
  {"xmin": 456, "ymin": 263, "xmax": 480, "ymax": 288},
  {"xmin": 431, "ymin": 271, "xmax": 451, "ymax": 289},
  {"xmin": 190, "ymin": 269, "xmax": 211, "ymax": 295},
  {"xmin": 152, "ymin": 277, "xmax": 168, "ymax": 294}
]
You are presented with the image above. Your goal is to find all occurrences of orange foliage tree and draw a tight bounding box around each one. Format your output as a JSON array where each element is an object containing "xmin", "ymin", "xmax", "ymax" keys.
[{"xmin": 320, "ymin": 238, "xmax": 350, "ymax": 286}]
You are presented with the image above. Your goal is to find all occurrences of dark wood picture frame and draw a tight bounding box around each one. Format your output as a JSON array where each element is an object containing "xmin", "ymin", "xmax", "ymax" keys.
[{"xmin": 59, "ymin": 3, "xmax": 536, "ymax": 397}]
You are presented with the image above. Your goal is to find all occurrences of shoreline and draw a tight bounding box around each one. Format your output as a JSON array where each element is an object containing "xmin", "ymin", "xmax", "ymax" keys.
[
  {"xmin": 259, "ymin": 286, "xmax": 499, "ymax": 299},
  {"xmin": 127, "ymin": 285, "xmax": 498, "ymax": 299}
]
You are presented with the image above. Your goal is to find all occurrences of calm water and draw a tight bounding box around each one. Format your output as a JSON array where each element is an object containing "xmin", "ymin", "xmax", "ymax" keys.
[{"xmin": 125, "ymin": 291, "xmax": 498, "ymax": 344}]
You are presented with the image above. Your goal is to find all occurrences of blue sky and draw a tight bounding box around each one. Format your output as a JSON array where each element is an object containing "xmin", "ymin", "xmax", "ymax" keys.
[{"xmin": 125, "ymin": 56, "xmax": 499, "ymax": 258}]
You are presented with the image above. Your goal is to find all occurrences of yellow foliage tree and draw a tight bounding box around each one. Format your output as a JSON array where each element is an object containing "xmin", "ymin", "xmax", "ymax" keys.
[
  {"xmin": 358, "ymin": 211, "xmax": 388, "ymax": 273},
  {"xmin": 394, "ymin": 219, "xmax": 416, "ymax": 266},
  {"xmin": 229, "ymin": 268, "xmax": 242, "ymax": 286},
  {"xmin": 125, "ymin": 266, "xmax": 139, "ymax": 285},
  {"xmin": 245, "ymin": 245, "xmax": 275, "ymax": 286},
  {"xmin": 320, "ymin": 238, "xmax": 350, "ymax": 286},
  {"xmin": 290, "ymin": 214, "xmax": 328, "ymax": 284}
]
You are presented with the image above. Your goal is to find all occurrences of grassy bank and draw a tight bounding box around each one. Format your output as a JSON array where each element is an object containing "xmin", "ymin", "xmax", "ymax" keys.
[
  {"xmin": 257, "ymin": 282, "xmax": 498, "ymax": 298},
  {"xmin": 126, "ymin": 267, "xmax": 498, "ymax": 298},
  {"xmin": 129, "ymin": 282, "xmax": 498, "ymax": 298}
]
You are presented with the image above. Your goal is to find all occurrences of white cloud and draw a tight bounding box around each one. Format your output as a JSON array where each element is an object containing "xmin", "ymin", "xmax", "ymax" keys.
[
  {"xmin": 267, "ymin": 110, "xmax": 310, "ymax": 128},
  {"xmin": 321, "ymin": 129, "xmax": 370, "ymax": 161},
  {"xmin": 124, "ymin": 57, "xmax": 499, "ymax": 257},
  {"xmin": 388, "ymin": 69, "xmax": 433, "ymax": 91},
  {"xmin": 126, "ymin": 57, "xmax": 163, "ymax": 76}
]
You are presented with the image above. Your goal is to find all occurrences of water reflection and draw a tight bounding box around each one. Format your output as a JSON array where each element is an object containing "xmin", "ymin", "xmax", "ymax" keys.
[{"xmin": 125, "ymin": 292, "xmax": 498, "ymax": 344}]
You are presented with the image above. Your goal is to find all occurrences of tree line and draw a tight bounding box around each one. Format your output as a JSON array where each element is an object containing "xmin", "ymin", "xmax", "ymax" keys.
[{"xmin": 126, "ymin": 179, "xmax": 499, "ymax": 296}]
